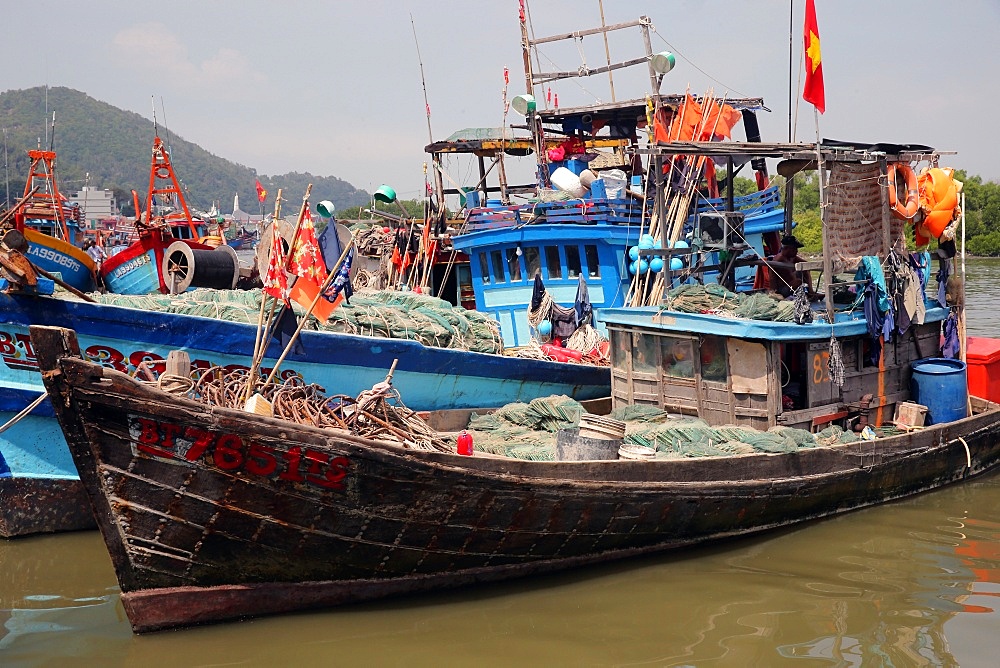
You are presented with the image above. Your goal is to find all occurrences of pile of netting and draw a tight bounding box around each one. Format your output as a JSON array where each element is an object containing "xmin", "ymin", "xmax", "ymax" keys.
[
  {"xmin": 614, "ymin": 408, "xmax": 860, "ymax": 460},
  {"xmin": 662, "ymin": 284, "xmax": 797, "ymax": 322},
  {"xmin": 464, "ymin": 395, "xmax": 584, "ymax": 461},
  {"xmin": 462, "ymin": 399, "xmax": 860, "ymax": 461},
  {"xmin": 152, "ymin": 366, "xmax": 451, "ymax": 451},
  {"xmin": 94, "ymin": 288, "xmax": 504, "ymax": 354}
]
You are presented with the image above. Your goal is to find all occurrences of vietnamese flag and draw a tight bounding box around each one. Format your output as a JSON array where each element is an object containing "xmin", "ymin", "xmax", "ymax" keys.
[
  {"xmin": 803, "ymin": 0, "xmax": 825, "ymax": 113},
  {"xmin": 255, "ymin": 179, "xmax": 268, "ymax": 203}
]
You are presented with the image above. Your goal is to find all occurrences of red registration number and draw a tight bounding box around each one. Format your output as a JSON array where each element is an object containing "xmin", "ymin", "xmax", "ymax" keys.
[{"xmin": 130, "ymin": 416, "xmax": 349, "ymax": 491}]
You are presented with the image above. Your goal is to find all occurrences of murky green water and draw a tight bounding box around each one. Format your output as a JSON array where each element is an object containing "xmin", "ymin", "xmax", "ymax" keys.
[{"xmin": 2, "ymin": 259, "xmax": 999, "ymax": 667}]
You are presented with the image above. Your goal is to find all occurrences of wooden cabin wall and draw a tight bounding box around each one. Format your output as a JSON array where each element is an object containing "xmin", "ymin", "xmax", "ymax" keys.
[
  {"xmin": 608, "ymin": 327, "xmax": 777, "ymax": 430},
  {"xmin": 779, "ymin": 320, "xmax": 942, "ymax": 430}
]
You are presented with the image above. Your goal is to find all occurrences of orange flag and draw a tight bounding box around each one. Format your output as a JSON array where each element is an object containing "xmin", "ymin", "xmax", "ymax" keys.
[{"xmin": 803, "ymin": 0, "xmax": 826, "ymax": 113}]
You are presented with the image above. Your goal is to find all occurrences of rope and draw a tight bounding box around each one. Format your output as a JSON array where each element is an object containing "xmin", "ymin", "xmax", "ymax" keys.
[{"xmin": 0, "ymin": 391, "xmax": 48, "ymax": 435}]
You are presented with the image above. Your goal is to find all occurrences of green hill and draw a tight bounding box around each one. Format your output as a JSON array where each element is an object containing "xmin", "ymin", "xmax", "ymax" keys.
[{"xmin": 0, "ymin": 86, "xmax": 369, "ymax": 215}]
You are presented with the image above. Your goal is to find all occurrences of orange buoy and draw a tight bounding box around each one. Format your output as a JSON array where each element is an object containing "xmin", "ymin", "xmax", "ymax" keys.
[
  {"xmin": 887, "ymin": 162, "xmax": 919, "ymax": 220},
  {"xmin": 918, "ymin": 167, "xmax": 960, "ymax": 238}
]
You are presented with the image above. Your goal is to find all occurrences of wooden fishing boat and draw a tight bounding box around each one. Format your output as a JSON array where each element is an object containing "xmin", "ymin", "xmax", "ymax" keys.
[
  {"xmin": 32, "ymin": 324, "xmax": 1000, "ymax": 632},
  {"xmin": 0, "ymin": 287, "xmax": 609, "ymax": 537}
]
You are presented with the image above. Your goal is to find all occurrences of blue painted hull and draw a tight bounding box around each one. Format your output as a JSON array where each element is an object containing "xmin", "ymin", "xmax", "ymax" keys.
[
  {"xmin": 0, "ymin": 292, "xmax": 609, "ymax": 534},
  {"xmin": 22, "ymin": 230, "xmax": 96, "ymax": 293}
]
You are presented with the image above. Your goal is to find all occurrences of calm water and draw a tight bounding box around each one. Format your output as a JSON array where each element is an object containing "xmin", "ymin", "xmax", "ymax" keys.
[{"xmin": 3, "ymin": 259, "xmax": 1000, "ymax": 667}]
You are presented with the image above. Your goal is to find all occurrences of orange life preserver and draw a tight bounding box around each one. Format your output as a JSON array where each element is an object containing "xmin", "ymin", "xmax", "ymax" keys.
[
  {"xmin": 917, "ymin": 167, "xmax": 960, "ymax": 239},
  {"xmin": 886, "ymin": 162, "xmax": 919, "ymax": 220}
]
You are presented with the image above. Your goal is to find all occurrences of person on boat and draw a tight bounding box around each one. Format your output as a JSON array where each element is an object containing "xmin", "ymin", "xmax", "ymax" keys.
[
  {"xmin": 765, "ymin": 235, "xmax": 817, "ymax": 299},
  {"xmin": 83, "ymin": 238, "xmax": 106, "ymax": 267}
]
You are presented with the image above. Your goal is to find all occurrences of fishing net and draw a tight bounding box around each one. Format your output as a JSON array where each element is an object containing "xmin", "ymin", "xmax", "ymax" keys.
[
  {"xmin": 93, "ymin": 288, "xmax": 505, "ymax": 353},
  {"xmin": 661, "ymin": 284, "xmax": 796, "ymax": 322},
  {"xmin": 462, "ymin": 396, "xmax": 862, "ymax": 462}
]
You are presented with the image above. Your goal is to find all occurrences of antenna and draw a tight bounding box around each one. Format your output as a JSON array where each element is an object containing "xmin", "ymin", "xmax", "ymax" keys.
[{"xmin": 151, "ymin": 95, "xmax": 158, "ymax": 136}]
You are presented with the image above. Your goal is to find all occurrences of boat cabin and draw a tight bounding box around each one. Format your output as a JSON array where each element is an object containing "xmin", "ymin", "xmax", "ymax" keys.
[{"xmin": 601, "ymin": 307, "xmax": 947, "ymax": 432}]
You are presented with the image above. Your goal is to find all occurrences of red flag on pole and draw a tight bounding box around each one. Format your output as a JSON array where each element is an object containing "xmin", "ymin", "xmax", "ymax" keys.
[
  {"xmin": 255, "ymin": 179, "xmax": 268, "ymax": 203},
  {"xmin": 803, "ymin": 0, "xmax": 826, "ymax": 114},
  {"xmin": 262, "ymin": 227, "xmax": 288, "ymax": 301},
  {"xmin": 287, "ymin": 210, "xmax": 337, "ymax": 322},
  {"xmin": 287, "ymin": 210, "xmax": 328, "ymax": 285}
]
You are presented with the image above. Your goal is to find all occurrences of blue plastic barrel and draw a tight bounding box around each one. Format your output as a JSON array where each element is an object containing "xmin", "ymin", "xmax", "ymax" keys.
[
  {"xmin": 486, "ymin": 199, "xmax": 503, "ymax": 208},
  {"xmin": 910, "ymin": 358, "xmax": 968, "ymax": 425}
]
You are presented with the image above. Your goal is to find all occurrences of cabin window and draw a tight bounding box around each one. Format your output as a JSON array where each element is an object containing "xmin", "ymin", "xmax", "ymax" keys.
[
  {"xmin": 566, "ymin": 246, "xmax": 582, "ymax": 278},
  {"xmin": 478, "ymin": 252, "xmax": 490, "ymax": 284},
  {"xmin": 585, "ymin": 244, "xmax": 600, "ymax": 277},
  {"xmin": 661, "ymin": 336, "xmax": 695, "ymax": 378},
  {"xmin": 610, "ymin": 330, "xmax": 629, "ymax": 369},
  {"xmin": 632, "ymin": 333, "xmax": 658, "ymax": 374},
  {"xmin": 544, "ymin": 246, "xmax": 562, "ymax": 279},
  {"xmin": 506, "ymin": 247, "xmax": 523, "ymax": 281},
  {"xmin": 700, "ymin": 335, "xmax": 728, "ymax": 383},
  {"xmin": 490, "ymin": 251, "xmax": 505, "ymax": 283},
  {"xmin": 524, "ymin": 247, "xmax": 541, "ymax": 280}
]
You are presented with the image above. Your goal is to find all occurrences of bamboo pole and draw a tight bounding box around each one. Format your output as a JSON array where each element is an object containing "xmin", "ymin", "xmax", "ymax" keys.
[{"xmin": 244, "ymin": 189, "xmax": 284, "ymax": 403}]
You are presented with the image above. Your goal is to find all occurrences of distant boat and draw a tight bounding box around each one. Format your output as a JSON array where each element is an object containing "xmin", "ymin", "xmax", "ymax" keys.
[
  {"xmin": 100, "ymin": 136, "xmax": 230, "ymax": 294},
  {"xmin": 9, "ymin": 149, "xmax": 96, "ymax": 292}
]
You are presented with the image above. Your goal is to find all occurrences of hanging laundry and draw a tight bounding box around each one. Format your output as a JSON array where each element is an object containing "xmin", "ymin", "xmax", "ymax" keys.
[
  {"xmin": 936, "ymin": 257, "xmax": 951, "ymax": 308},
  {"xmin": 942, "ymin": 310, "xmax": 960, "ymax": 359}
]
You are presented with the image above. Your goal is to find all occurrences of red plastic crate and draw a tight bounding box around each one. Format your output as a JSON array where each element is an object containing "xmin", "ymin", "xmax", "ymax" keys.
[{"xmin": 966, "ymin": 336, "xmax": 1000, "ymax": 403}]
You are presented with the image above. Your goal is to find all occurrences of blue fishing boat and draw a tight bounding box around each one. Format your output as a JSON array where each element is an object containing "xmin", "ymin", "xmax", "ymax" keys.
[
  {"xmin": 101, "ymin": 136, "xmax": 216, "ymax": 295},
  {"xmin": 428, "ymin": 17, "xmax": 783, "ymax": 347},
  {"xmin": 11, "ymin": 149, "xmax": 97, "ymax": 292},
  {"xmin": 0, "ymin": 289, "xmax": 610, "ymax": 537}
]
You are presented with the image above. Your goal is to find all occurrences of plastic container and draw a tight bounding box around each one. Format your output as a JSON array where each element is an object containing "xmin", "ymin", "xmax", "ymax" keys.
[
  {"xmin": 550, "ymin": 166, "xmax": 586, "ymax": 198},
  {"xmin": 464, "ymin": 190, "xmax": 481, "ymax": 209},
  {"xmin": 910, "ymin": 358, "xmax": 968, "ymax": 425},
  {"xmin": 618, "ymin": 444, "xmax": 656, "ymax": 461},
  {"xmin": 966, "ymin": 336, "xmax": 1000, "ymax": 403},
  {"xmin": 486, "ymin": 199, "xmax": 503, "ymax": 208},
  {"xmin": 556, "ymin": 429, "xmax": 620, "ymax": 461}
]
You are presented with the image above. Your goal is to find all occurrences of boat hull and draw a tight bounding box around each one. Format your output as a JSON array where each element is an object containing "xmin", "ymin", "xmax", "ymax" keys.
[
  {"xmin": 101, "ymin": 234, "xmax": 213, "ymax": 294},
  {"xmin": 0, "ymin": 295, "xmax": 609, "ymax": 537},
  {"xmin": 22, "ymin": 229, "xmax": 96, "ymax": 293},
  {"xmin": 0, "ymin": 476, "xmax": 94, "ymax": 538},
  {"xmin": 34, "ymin": 326, "xmax": 1000, "ymax": 632}
]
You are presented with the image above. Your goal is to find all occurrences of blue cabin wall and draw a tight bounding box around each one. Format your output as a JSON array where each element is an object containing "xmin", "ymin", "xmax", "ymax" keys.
[{"xmin": 456, "ymin": 224, "xmax": 637, "ymax": 346}]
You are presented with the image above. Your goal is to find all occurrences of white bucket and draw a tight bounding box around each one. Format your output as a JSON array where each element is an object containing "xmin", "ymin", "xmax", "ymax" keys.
[
  {"xmin": 618, "ymin": 443, "xmax": 656, "ymax": 461},
  {"xmin": 550, "ymin": 167, "xmax": 587, "ymax": 198}
]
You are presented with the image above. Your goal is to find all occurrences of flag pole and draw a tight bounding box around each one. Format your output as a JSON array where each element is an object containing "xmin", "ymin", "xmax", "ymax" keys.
[
  {"xmin": 264, "ymin": 234, "xmax": 355, "ymax": 385},
  {"xmin": 244, "ymin": 189, "xmax": 284, "ymax": 403},
  {"xmin": 814, "ymin": 110, "xmax": 834, "ymax": 327}
]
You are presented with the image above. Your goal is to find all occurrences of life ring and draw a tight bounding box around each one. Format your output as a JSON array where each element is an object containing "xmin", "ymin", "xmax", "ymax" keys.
[
  {"xmin": 886, "ymin": 162, "xmax": 918, "ymax": 220},
  {"xmin": 917, "ymin": 167, "xmax": 960, "ymax": 238},
  {"xmin": 155, "ymin": 167, "xmax": 171, "ymax": 179}
]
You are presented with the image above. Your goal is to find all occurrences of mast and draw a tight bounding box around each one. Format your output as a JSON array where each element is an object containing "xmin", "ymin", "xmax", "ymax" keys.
[{"xmin": 145, "ymin": 136, "xmax": 198, "ymax": 237}]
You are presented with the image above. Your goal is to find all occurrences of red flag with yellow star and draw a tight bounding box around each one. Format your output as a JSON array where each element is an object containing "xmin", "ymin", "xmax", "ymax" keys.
[{"xmin": 803, "ymin": 0, "xmax": 825, "ymax": 113}]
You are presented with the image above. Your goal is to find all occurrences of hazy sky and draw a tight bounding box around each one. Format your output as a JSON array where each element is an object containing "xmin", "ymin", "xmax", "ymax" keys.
[{"xmin": 4, "ymin": 1, "xmax": 997, "ymax": 201}]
